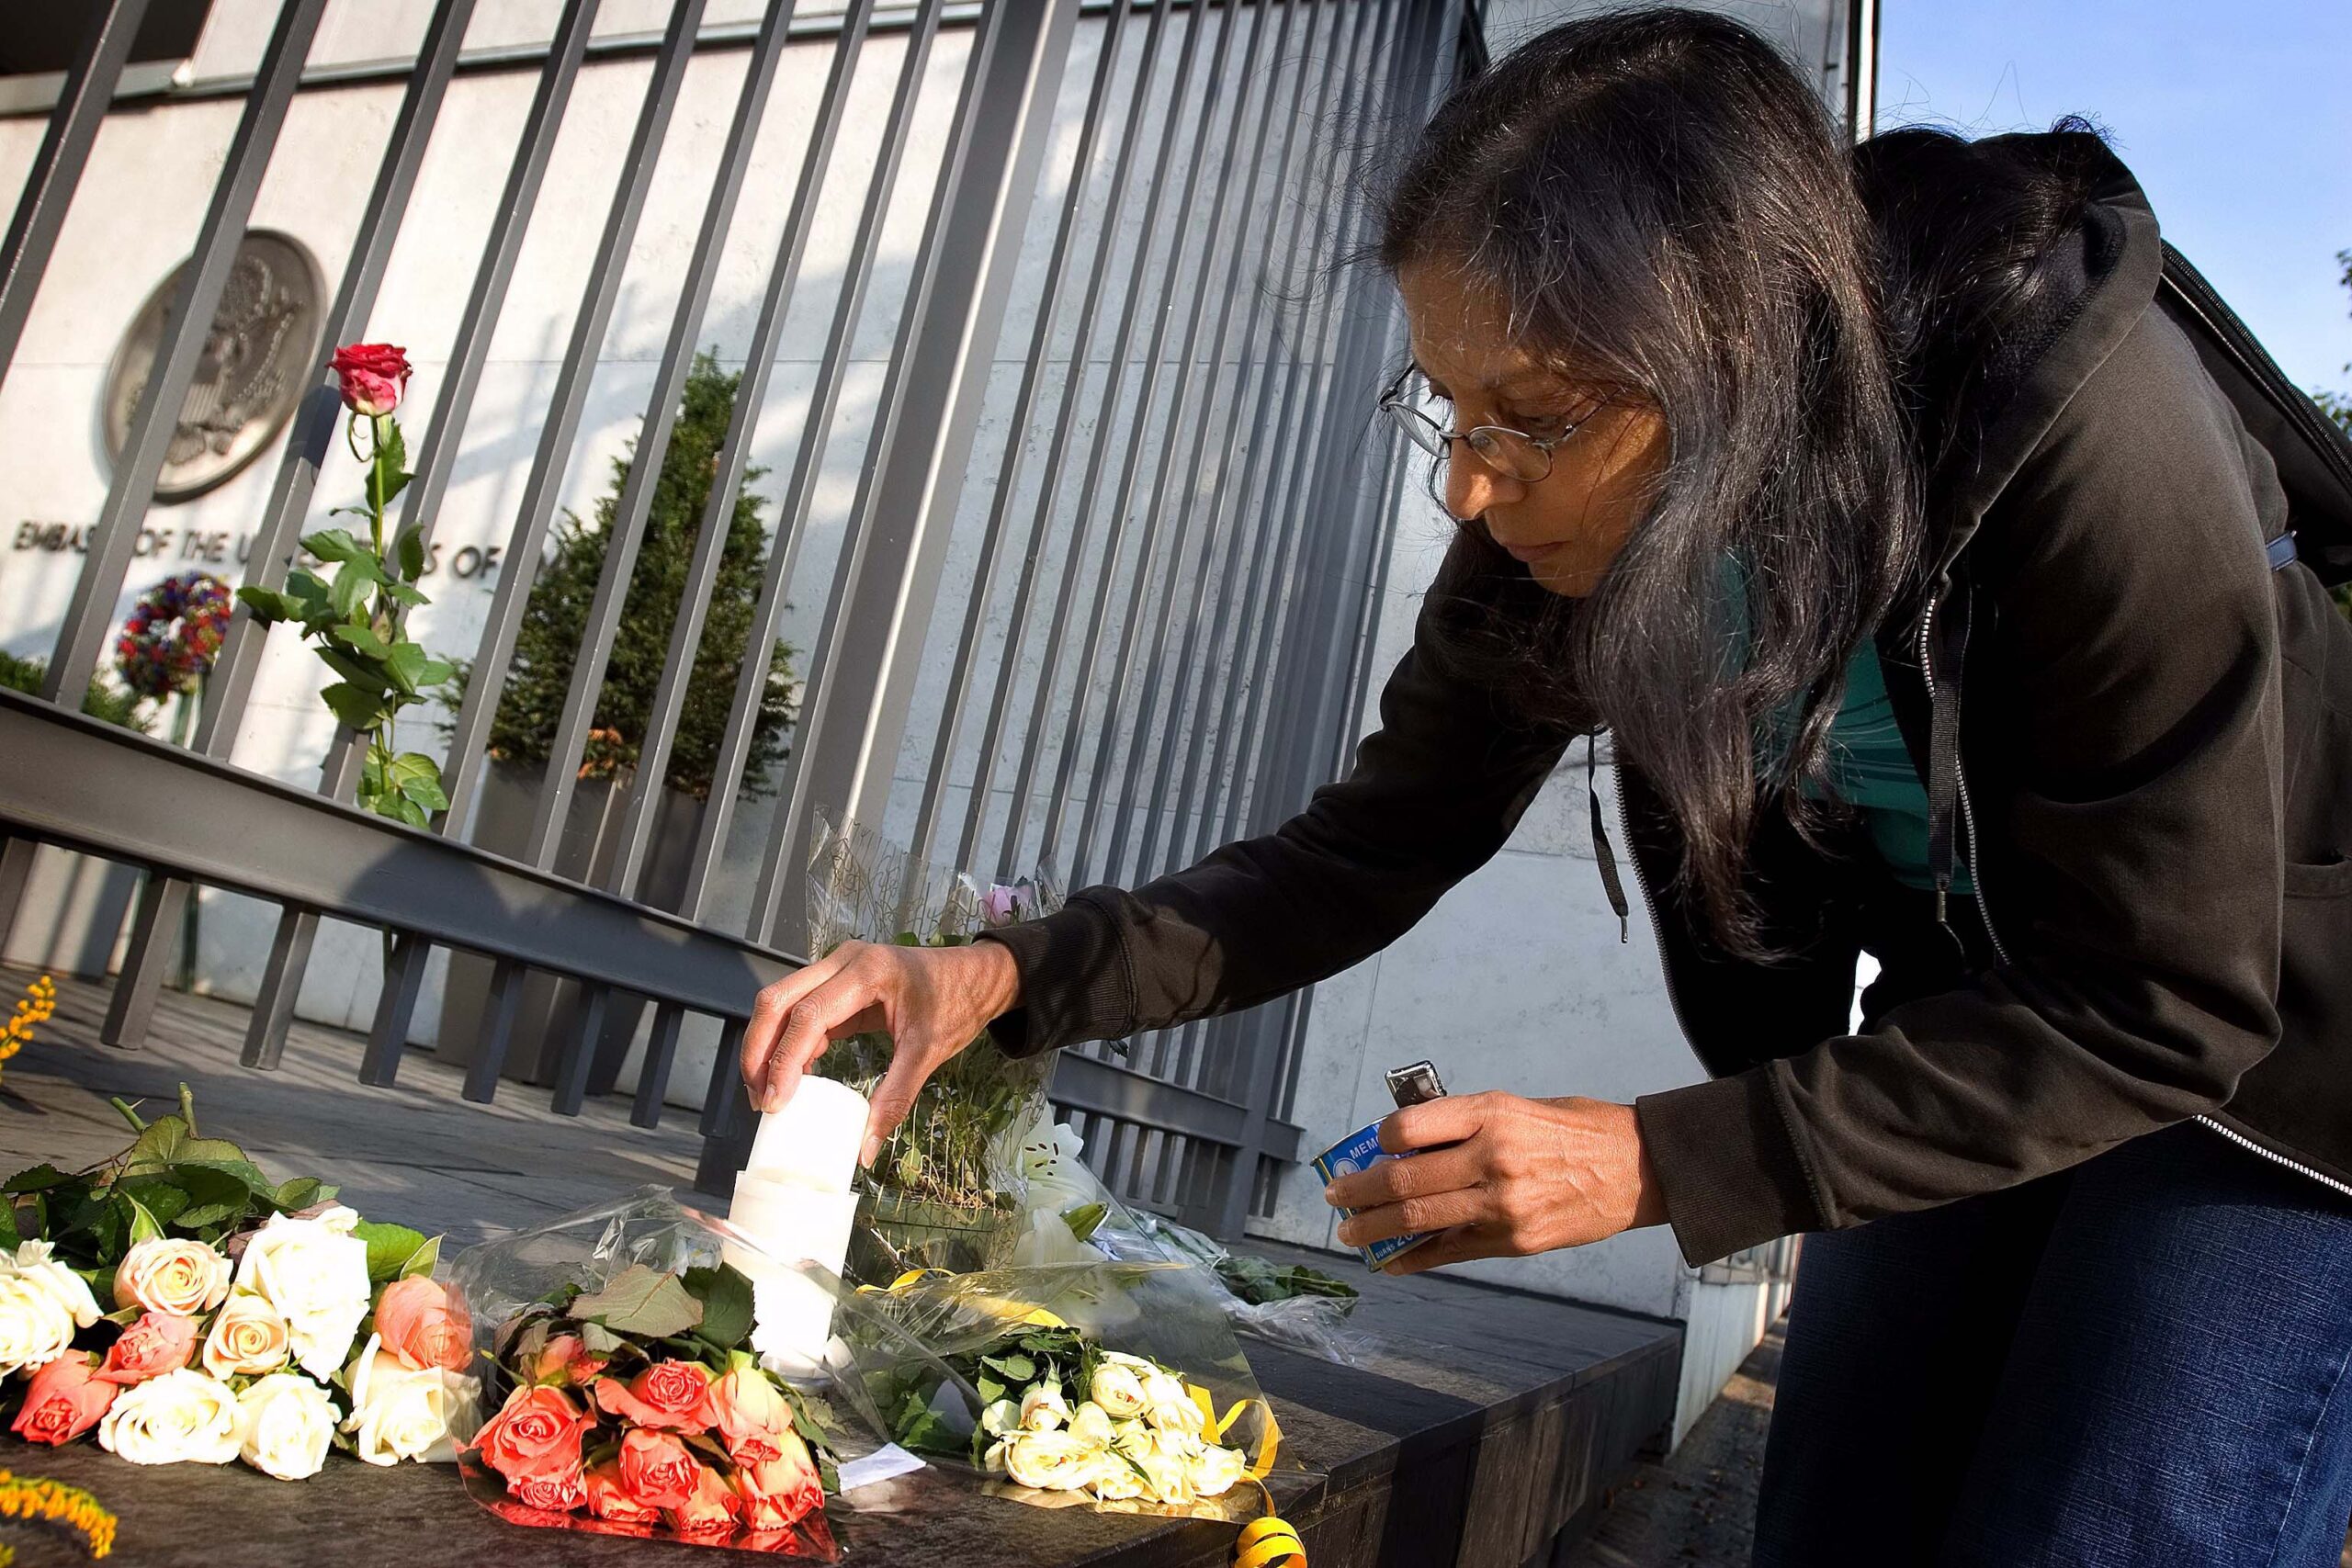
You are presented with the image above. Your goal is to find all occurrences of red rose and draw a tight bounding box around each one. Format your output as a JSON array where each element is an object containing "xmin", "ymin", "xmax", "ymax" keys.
[
  {"xmin": 616, "ymin": 1428, "xmax": 700, "ymax": 1513},
  {"xmin": 473, "ymin": 1383, "xmax": 591, "ymax": 1482},
  {"xmin": 664, "ymin": 1461, "xmax": 741, "ymax": 1536},
  {"xmin": 584, "ymin": 1458, "xmax": 663, "ymax": 1525},
  {"xmin": 590, "ymin": 1358, "xmax": 715, "ymax": 1432},
  {"xmin": 737, "ymin": 1427, "xmax": 824, "ymax": 1531},
  {"xmin": 329, "ymin": 342, "xmax": 411, "ymax": 416},
  {"xmin": 97, "ymin": 1312, "xmax": 200, "ymax": 1385},
  {"xmin": 9, "ymin": 1353, "xmax": 118, "ymax": 1445}
]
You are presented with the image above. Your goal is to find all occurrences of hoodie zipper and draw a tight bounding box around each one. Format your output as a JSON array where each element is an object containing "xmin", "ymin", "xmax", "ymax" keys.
[{"xmin": 1916, "ymin": 588, "xmax": 2352, "ymax": 1203}]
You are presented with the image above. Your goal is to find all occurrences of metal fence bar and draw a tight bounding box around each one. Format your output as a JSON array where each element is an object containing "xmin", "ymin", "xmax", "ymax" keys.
[
  {"xmin": 1062, "ymin": 0, "xmax": 1260, "ymax": 889},
  {"xmin": 1080, "ymin": 0, "xmax": 1292, "ymax": 890},
  {"xmin": 39, "ymin": 0, "xmax": 327, "ymax": 709},
  {"xmin": 0, "ymin": 0, "xmax": 153, "ymax": 393},
  {"xmin": 753, "ymin": 0, "xmax": 1086, "ymax": 959},
  {"xmin": 239, "ymin": 0, "xmax": 604, "ymax": 1072},
  {"xmin": 356, "ymin": 0, "xmax": 711, "ymax": 1090},
  {"xmin": 951, "ymin": 0, "xmax": 1177, "ymax": 877},
  {"xmin": 1131, "ymin": 0, "xmax": 1326, "ymax": 885},
  {"xmin": 99, "ymin": 0, "xmax": 478, "ymax": 1052},
  {"xmin": 999, "ymin": 1, "xmax": 1213, "ymax": 875},
  {"xmin": 900, "ymin": 0, "xmax": 1137, "ymax": 875}
]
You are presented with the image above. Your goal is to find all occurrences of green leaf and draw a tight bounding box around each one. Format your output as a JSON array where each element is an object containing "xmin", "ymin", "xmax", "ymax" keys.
[
  {"xmin": 120, "ymin": 1190, "xmax": 164, "ymax": 1247},
  {"xmin": 381, "ymin": 640, "xmax": 426, "ymax": 697},
  {"xmin": 369, "ymin": 423, "xmax": 412, "ymax": 515},
  {"xmin": 1060, "ymin": 1202, "xmax": 1106, "ymax": 1244},
  {"xmin": 116, "ymin": 1179, "xmax": 189, "ymax": 1230},
  {"xmin": 572, "ymin": 1264, "xmax": 704, "ymax": 1339},
  {"xmin": 4, "ymin": 1163, "xmax": 74, "ymax": 1194},
  {"xmin": 0, "ymin": 1201, "xmax": 17, "ymax": 1251},
  {"xmin": 976, "ymin": 1372, "xmax": 1004, "ymax": 1404},
  {"xmin": 328, "ymin": 621, "xmax": 392, "ymax": 659},
  {"xmin": 380, "ymin": 794, "xmax": 430, "ymax": 829},
  {"xmin": 682, "ymin": 1263, "xmax": 755, "ymax": 1350},
  {"xmin": 237, "ymin": 585, "xmax": 293, "ymax": 624},
  {"xmin": 394, "ymin": 524, "xmax": 426, "ymax": 581},
  {"xmin": 353, "ymin": 1220, "xmax": 430, "ymax": 1286},
  {"xmin": 316, "ymin": 648, "xmax": 391, "ymax": 694},
  {"xmin": 578, "ymin": 1321, "xmax": 622, "ymax": 1356},
  {"xmin": 399, "ymin": 1235, "xmax": 442, "ymax": 1280},
  {"xmin": 320, "ymin": 682, "xmax": 387, "ymax": 733},
  {"xmin": 330, "ymin": 556, "xmax": 381, "ymax": 620},
  {"xmin": 412, "ymin": 657, "xmax": 454, "ymax": 691},
  {"xmin": 380, "ymin": 581, "xmax": 427, "ymax": 608},
  {"xmin": 285, "ymin": 570, "xmax": 335, "ymax": 625},
  {"xmin": 124, "ymin": 1116, "xmax": 187, "ymax": 1168},
  {"xmin": 274, "ymin": 1177, "xmax": 323, "ymax": 1213},
  {"xmin": 979, "ymin": 1352, "xmax": 1035, "ymax": 1384},
  {"xmin": 301, "ymin": 529, "xmax": 365, "ymax": 564}
]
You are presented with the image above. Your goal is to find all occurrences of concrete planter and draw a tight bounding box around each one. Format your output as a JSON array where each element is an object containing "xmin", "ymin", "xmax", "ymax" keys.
[{"xmin": 435, "ymin": 760, "xmax": 703, "ymax": 1093}]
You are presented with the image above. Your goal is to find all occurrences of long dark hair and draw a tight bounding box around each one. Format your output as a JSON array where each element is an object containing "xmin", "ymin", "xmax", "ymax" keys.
[{"xmin": 1378, "ymin": 8, "xmax": 1919, "ymax": 954}]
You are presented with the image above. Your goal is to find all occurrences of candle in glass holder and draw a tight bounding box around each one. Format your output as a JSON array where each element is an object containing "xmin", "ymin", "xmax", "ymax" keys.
[{"xmin": 727, "ymin": 1077, "xmax": 870, "ymax": 1372}]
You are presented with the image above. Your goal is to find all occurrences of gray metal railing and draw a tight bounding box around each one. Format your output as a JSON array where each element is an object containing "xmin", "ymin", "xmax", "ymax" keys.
[{"xmin": 0, "ymin": 0, "xmax": 1472, "ymax": 1233}]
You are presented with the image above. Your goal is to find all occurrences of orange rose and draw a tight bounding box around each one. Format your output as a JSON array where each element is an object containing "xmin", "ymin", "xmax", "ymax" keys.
[
  {"xmin": 97, "ymin": 1312, "xmax": 200, "ymax": 1385},
  {"xmin": 664, "ymin": 1461, "xmax": 740, "ymax": 1536},
  {"xmin": 709, "ymin": 1364, "xmax": 794, "ymax": 1463},
  {"xmin": 738, "ymin": 1427, "xmax": 824, "ymax": 1531},
  {"xmin": 507, "ymin": 1463, "xmax": 587, "ymax": 1514},
  {"xmin": 373, "ymin": 1276, "xmax": 470, "ymax": 1372},
  {"xmin": 529, "ymin": 1333, "xmax": 605, "ymax": 1386},
  {"xmin": 584, "ymin": 1458, "xmax": 663, "ymax": 1525},
  {"xmin": 8, "ymin": 1352, "xmax": 118, "ymax": 1444},
  {"xmin": 473, "ymin": 1383, "xmax": 590, "ymax": 1483},
  {"xmin": 616, "ymin": 1428, "xmax": 700, "ymax": 1512},
  {"xmin": 590, "ymin": 1359, "xmax": 715, "ymax": 1432}
]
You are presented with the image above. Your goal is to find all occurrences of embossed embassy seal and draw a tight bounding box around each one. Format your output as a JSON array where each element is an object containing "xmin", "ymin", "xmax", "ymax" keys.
[{"xmin": 102, "ymin": 230, "xmax": 326, "ymax": 503}]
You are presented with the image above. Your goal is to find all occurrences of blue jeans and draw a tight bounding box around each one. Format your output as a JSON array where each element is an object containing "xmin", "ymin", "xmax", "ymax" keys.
[{"xmin": 1753, "ymin": 1122, "xmax": 2352, "ymax": 1567}]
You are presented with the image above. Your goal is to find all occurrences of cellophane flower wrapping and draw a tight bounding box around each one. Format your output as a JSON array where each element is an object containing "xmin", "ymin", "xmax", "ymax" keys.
[
  {"xmin": 805, "ymin": 814, "xmax": 1064, "ymax": 1280},
  {"xmin": 830, "ymin": 1258, "xmax": 1312, "ymax": 1522},
  {"xmin": 444, "ymin": 1190, "xmax": 883, "ymax": 1559}
]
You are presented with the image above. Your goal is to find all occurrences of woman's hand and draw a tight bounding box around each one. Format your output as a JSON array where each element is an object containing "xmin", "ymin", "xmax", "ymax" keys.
[
  {"xmin": 1321, "ymin": 1093, "xmax": 1668, "ymax": 1274},
  {"xmin": 739, "ymin": 939, "xmax": 1023, "ymax": 1166}
]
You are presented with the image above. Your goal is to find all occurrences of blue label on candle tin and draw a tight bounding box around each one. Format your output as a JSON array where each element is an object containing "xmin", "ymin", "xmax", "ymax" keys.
[{"xmin": 1314, "ymin": 1120, "xmax": 1437, "ymax": 1269}]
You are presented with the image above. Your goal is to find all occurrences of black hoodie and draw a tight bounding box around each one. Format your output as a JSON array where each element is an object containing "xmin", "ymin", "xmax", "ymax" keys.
[{"xmin": 981, "ymin": 135, "xmax": 2352, "ymax": 1267}]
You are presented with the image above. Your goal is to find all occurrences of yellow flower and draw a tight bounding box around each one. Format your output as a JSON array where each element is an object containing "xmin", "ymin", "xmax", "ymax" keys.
[
  {"xmin": 0, "ymin": 1466, "xmax": 117, "ymax": 1559},
  {"xmin": 0, "ymin": 976, "xmax": 56, "ymax": 1085}
]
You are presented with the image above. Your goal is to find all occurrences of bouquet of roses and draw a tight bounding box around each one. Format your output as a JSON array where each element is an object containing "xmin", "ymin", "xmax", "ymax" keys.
[
  {"xmin": 448, "ymin": 1195, "xmax": 842, "ymax": 1556},
  {"xmin": 1, "ymin": 1088, "xmax": 469, "ymax": 1481}
]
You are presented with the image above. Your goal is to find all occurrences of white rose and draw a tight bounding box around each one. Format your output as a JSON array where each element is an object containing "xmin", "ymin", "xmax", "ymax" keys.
[
  {"xmin": 1003, "ymin": 1429, "xmax": 1097, "ymax": 1492},
  {"xmin": 0, "ymin": 1241, "xmax": 101, "ymax": 1376},
  {"xmin": 203, "ymin": 1293, "xmax": 292, "ymax": 1379},
  {"xmin": 1140, "ymin": 1369, "xmax": 1193, "ymax": 1423},
  {"xmin": 115, "ymin": 1237, "xmax": 231, "ymax": 1318},
  {"xmin": 232, "ymin": 1206, "xmax": 371, "ymax": 1380},
  {"xmin": 234, "ymin": 1373, "xmax": 337, "ymax": 1481},
  {"xmin": 1130, "ymin": 1445, "xmax": 1196, "ymax": 1504},
  {"xmin": 97, "ymin": 1369, "xmax": 241, "ymax": 1465},
  {"xmin": 1153, "ymin": 1427, "xmax": 1207, "ymax": 1465},
  {"xmin": 1068, "ymin": 1400, "xmax": 1114, "ymax": 1446},
  {"xmin": 1020, "ymin": 1374, "xmax": 1070, "ymax": 1432},
  {"xmin": 1089, "ymin": 1361, "xmax": 1148, "ymax": 1418},
  {"xmin": 343, "ymin": 1335, "xmax": 471, "ymax": 1466},
  {"xmin": 1109, "ymin": 1417, "xmax": 1154, "ymax": 1460},
  {"xmin": 981, "ymin": 1438, "xmax": 1011, "ymax": 1475},
  {"xmin": 1089, "ymin": 1452, "xmax": 1148, "ymax": 1501},
  {"xmin": 1191, "ymin": 1443, "xmax": 1247, "ymax": 1499},
  {"xmin": 978, "ymin": 1397, "xmax": 1023, "ymax": 1438}
]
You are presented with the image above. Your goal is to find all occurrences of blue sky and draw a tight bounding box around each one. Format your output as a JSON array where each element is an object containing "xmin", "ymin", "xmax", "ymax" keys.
[{"xmin": 1877, "ymin": 0, "xmax": 2352, "ymax": 395}]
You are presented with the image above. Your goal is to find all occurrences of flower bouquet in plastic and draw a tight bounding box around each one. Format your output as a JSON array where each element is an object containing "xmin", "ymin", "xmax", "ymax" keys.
[{"xmin": 444, "ymin": 1191, "xmax": 849, "ymax": 1557}]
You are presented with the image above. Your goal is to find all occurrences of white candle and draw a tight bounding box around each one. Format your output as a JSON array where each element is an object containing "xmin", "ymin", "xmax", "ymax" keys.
[{"xmin": 745, "ymin": 1076, "xmax": 870, "ymax": 1193}]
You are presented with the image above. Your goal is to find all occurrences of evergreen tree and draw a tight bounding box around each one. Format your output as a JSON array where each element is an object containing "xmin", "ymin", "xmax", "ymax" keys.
[{"xmin": 445, "ymin": 353, "xmax": 797, "ymax": 797}]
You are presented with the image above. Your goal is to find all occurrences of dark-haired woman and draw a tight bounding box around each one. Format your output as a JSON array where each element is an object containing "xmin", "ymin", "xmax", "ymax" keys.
[{"xmin": 741, "ymin": 9, "xmax": 2352, "ymax": 1562}]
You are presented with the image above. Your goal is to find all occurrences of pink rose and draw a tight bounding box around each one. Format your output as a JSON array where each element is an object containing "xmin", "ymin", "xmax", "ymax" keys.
[
  {"xmin": 708, "ymin": 1364, "xmax": 794, "ymax": 1463},
  {"xmin": 584, "ymin": 1459, "xmax": 664, "ymax": 1525},
  {"xmin": 616, "ymin": 1428, "xmax": 699, "ymax": 1513},
  {"xmin": 8, "ymin": 1353, "xmax": 118, "ymax": 1445},
  {"xmin": 97, "ymin": 1312, "xmax": 200, "ymax": 1385},
  {"xmin": 473, "ymin": 1383, "xmax": 590, "ymax": 1483},
  {"xmin": 330, "ymin": 343, "xmax": 411, "ymax": 416},
  {"xmin": 114, "ymin": 1238, "xmax": 230, "ymax": 1318},
  {"xmin": 737, "ymin": 1428, "xmax": 824, "ymax": 1531},
  {"xmin": 373, "ymin": 1276, "xmax": 470, "ymax": 1372},
  {"xmin": 590, "ymin": 1359, "xmax": 715, "ymax": 1432},
  {"xmin": 664, "ymin": 1461, "xmax": 740, "ymax": 1536}
]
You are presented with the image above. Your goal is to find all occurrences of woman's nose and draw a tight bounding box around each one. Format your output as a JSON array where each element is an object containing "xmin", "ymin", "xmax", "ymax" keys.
[{"xmin": 1444, "ymin": 446, "xmax": 1518, "ymax": 523}]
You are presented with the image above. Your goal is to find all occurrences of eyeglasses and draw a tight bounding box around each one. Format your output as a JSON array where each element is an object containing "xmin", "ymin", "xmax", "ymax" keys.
[{"xmin": 1377, "ymin": 367, "xmax": 1595, "ymax": 484}]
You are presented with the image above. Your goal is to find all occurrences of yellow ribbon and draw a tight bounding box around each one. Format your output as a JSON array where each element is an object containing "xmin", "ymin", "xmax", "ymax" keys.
[
  {"xmin": 1234, "ymin": 1484, "xmax": 1306, "ymax": 1568},
  {"xmin": 859, "ymin": 1268, "xmax": 1070, "ymax": 1329}
]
